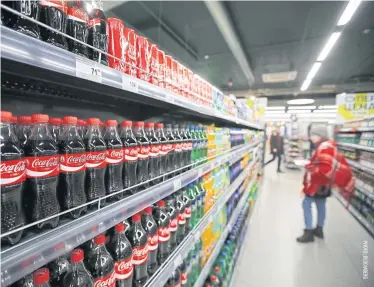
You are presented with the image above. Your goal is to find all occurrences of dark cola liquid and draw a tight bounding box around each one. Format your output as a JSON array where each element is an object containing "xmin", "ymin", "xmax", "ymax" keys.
[
  {"xmin": 133, "ymin": 124, "xmax": 150, "ymax": 191},
  {"xmin": 165, "ymin": 195, "xmax": 178, "ymax": 251},
  {"xmin": 145, "ymin": 125, "xmax": 159, "ymax": 185},
  {"xmin": 141, "ymin": 211, "xmax": 159, "ymax": 276},
  {"xmin": 155, "ymin": 125, "xmax": 168, "ymax": 183},
  {"xmin": 88, "ymin": 6, "xmax": 108, "ymax": 65},
  {"xmin": 175, "ymin": 191, "xmax": 186, "ymax": 245},
  {"xmin": 165, "ymin": 124, "xmax": 175, "ymax": 179},
  {"xmin": 120, "ymin": 126, "xmax": 138, "ymax": 196},
  {"xmin": 47, "ymin": 255, "xmax": 71, "ymax": 286},
  {"xmin": 182, "ymin": 189, "xmax": 192, "ymax": 234},
  {"xmin": 153, "ymin": 204, "xmax": 170, "ymax": 265},
  {"xmin": 8, "ymin": 0, "xmax": 41, "ymax": 39},
  {"xmin": 173, "ymin": 125, "xmax": 183, "ymax": 175}
]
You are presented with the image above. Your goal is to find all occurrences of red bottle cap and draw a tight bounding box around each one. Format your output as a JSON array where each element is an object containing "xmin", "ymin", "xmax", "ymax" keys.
[
  {"xmin": 115, "ymin": 223, "xmax": 125, "ymax": 233},
  {"xmin": 214, "ymin": 266, "xmax": 220, "ymax": 272},
  {"xmin": 211, "ymin": 275, "xmax": 217, "ymax": 281},
  {"xmin": 0, "ymin": 111, "xmax": 12, "ymax": 122},
  {"xmin": 94, "ymin": 234, "xmax": 106, "ymax": 245},
  {"xmin": 132, "ymin": 213, "xmax": 141, "ymax": 222},
  {"xmin": 32, "ymin": 114, "xmax": 49, "ymax": 123},
  {"xmin": 121, "ymin": 120, "xmax": 133, "ymax": 127},
  {"xmin": 106, "ymin": 120, "xmax": 118, "ymax": 127},
  {"xmin": 99, "ymin": 121, "xmax": 105, "ymax": 127},
  {"xmin": 87, "ymin": 118, "xmax": 100, "ymax": 125},
  {"xmin": 155, "ymin": 123, "xmax": 164, "ymax": 129},
  {"xmin": 49, "ymin": 117, "xmax": 62, "ymax": 125},
  {"xmin": 33, "ymin": 268, "xmax": 50, "ymax": 285},
  {"xmin": 144, "ymin": 206, "xmax": 152, "ymax": 214},
  {"xmin": 18, "ymin": 116, "xmax": 32, "ymax": 124},
  {"xmin": 71, "ymin": 249, "xmax": 84, "ymax": 263},
  {"xmin": 145, "ymin": 122, "xmax": 154, "ymax": 128},
  {"xmin": 77, "ymin": 119, "xmax": 87, "ymax": 126},
  {"xmin": 63, "ymin": 116, "xmax": 77, "ymax": 125},
  {"xmin": 134, "ymin": 121, "xmax": 144, "ymax": 127},
  {"xmin": 11, "ymin": 116, "xmax": 18, "ymax": 123},
  {"xmin": 157, "ymin": 200, "xmax": 165, "ymax": 207}
]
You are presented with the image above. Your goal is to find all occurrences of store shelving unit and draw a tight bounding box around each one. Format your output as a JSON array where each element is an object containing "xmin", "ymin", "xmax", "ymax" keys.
[
  {"xmin": 284, "ymin": 138, "xmax": 302, "ymax": 168},
  {"xmin": 338, "ymin": 142, "xmax": 374, "ymax": 153},
  {"xmin": 346, "ymin": 159, "xmax": 374, "ymax": 177}
]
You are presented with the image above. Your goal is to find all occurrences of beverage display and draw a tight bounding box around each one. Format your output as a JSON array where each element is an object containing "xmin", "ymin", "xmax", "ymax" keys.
[
  {"xmin": 145, "ymin": 122, "xmax": 160, "ymax": 184},
  {"xmin": 155, "ymin": 123, "xmax": 168, "ymax": 182},
  {"xmin": 133, "ymin": 122, "xmax": 150, "ymax": 190},
  {"xmin": 153, "ymin": 200, "xmax": 170, "ymax": 265},
  {"xmin": 123, "ymin": 27, "xmax": 137, "ymax": 77},
  {"xmin": 175, "ymin": 190, "xmax": 186, "ymax": 245},
  {"xmin": 173, "ymin": 125, "xmax": 183, "ymax": 174},
  {"xmin": 165, "ymin": 124, "xmax": 175, "ymax": 178},
  {"xmin": 141, "ymin": 207, "xmax": 159, "ymax": 276},
  {"xmin": 47, "ymin": 255, "xmax": 71, "ymax": 287},
  {"xmin": 182, "ymin": 188, "xmax": 192, "ymax": 234},
  {"xmin": 136, "ymin": 36, "xmax": 149, "ymax": 81},
  {"xmin": 107, "ymin": 17, "xmax": 125, "ymax": 71},
  {"xmin": 164, "ymin": 194, "xmax": 179, "ymax": 251},
  {"xmin": 149, "ymin": 44, "xmax": 159, "ymax": 86},
  {"xmin": 63, "ymin": 249, "xmax": 94, "ymax": 287}
]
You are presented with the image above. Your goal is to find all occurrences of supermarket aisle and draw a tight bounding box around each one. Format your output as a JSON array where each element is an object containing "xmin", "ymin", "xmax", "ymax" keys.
[{"xmin": 232, "ymin": 163, "xmax": 374, "ymax": 287}]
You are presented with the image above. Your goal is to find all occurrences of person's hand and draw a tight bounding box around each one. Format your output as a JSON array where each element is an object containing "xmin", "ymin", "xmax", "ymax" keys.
[
  {"xmin": 300, "ymin": 190, "xmax": 305, "ymax": 198},
  {"xmin": 273, "ymin": 148, "xmax": 277, "ymax": 153}
]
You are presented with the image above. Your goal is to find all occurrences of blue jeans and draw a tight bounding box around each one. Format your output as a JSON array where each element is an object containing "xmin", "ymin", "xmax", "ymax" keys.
[{"xmin": 303, "ymin": 196, "xmax": 326, "ymax": 230}]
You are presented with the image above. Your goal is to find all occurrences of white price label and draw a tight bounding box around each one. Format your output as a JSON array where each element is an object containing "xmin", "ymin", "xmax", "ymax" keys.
[
  {"xmin": 76, "ymin": 56, "xmax": 102, "ymax": 83},
  {"xmin": 122, "ymin": 76, "xmax": 139, "ymax": 93},
  {"xmin": 173, "ymin": 179, "xmax": 182, "ymax": 191},
  {"xmin": 165, "ymin": 93, "xmax": 175, "ymax": 103}
]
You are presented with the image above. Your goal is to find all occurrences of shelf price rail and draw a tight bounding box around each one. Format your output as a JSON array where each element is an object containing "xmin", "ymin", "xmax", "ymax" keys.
[{"xmin": 0, "ymin": 141, "xmax": 260, "ymax": 286}]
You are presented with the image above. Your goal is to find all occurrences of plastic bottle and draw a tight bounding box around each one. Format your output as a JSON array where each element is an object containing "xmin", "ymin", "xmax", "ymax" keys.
[
  {"xmin": 133, "ymin": 121, "xmax": 150, "ymax": 190},
  {"xmin": 1, "ymin": 111, "xmax": 26, "ymax": 245},
  {"xmin": 175, "ymin": 190, "xmax": 186, "ymax": 245},
  {"xmin": 167, "ymin": 267, "xmax": 181, "ymax": 287},
  {"xmin": 164, "ymin": 124, "xmax": 175, "ymax": 178},
  {"xmin": 155, "ymin": 123, "xmax": 168, "ymax": 182},
  {"xmin": 180, "ymin": 260, "xmax": 188, "ymax": 287},
  {"xmin": 7, "ymin": 1, "xmax": 40, "ymax": 39},
  {"xmin": 58, "ymin": 116, "xmax": 87, "ymax": 219},
  {"xmin": 24, "ymin": 114, "xmax": 60, "ymax": 229},
  {"xmin": 128, "ymin": 213, "xmax": 149, "ymax": 287},
  {"xmin": 164, "ymin": 194, "xmax": 179, "ymax": 252},
  {"xmin": 49, "ymin": 117, "xmax": 62, "ymax": 144},
  {"xmin": 85, "ymin": 118, "xmax": 107, "ymax": 205},
  {"xmin": 63, "ymin": 249, "xmax": 94, "ymax": 287},
  {"xmin": 182, "ymin": 188, "xmax": 192, "ymax": 234},
  {"xmin": 145, "ymin": 122, "xmax": 160, "ymax": 185},
  {"xmin": 120, "ymin": 121, "xmax": 138, "ymax": 196},
  {"xmin": 190, "ymin": 126, "xmax": 199, "ymax": 165},
  {"xmin": 153, "ymin": 200, "xmax": 170, "ymax": 265},
  {"xmin": 33, "ymin": 268, "xmax": 51, "ymax": 287},
  {"xmin": 47, "ymin": 254, "xmax": 71, "ymax": 287},
  {"xmin": 77, "ymin": 119, "xmax": 87, "ymax": 139},
  {"xmin": 172, "ymin": 124, "xmax": 183, "ymax": 174},
  {"xmin": 141, "ymin": 207, "xmax": 159, "ymax": 276},
  {"xmin": 104, "ymin": 120, "xmax": 124, "ymax": 201},
  {"xmin": 187, "ymin": 183, "xmax": 198, "ymax": 228},
  {"xmin": 107, "ymin": 223, "xmax": 134, "ymax": 287},
  {"xmin": 183, "ymin": 125, "xmax": 193, "ymax": 170},
  {"xmin": 17, "ymin": 115, "xmax": 32, "ymax": 149},
  {"xmin": 179, "ymin": 125, "xmax": 188, "ymax": 170}
]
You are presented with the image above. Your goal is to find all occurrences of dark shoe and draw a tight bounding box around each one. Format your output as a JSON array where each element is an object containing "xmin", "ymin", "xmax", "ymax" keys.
[
  {"xmin": 296, "ymin": 229, "xmax": 314, "ymax": 243},
  {"xmin": 313, "ymin": 226, "xmax": 324, "ymax": 239}
]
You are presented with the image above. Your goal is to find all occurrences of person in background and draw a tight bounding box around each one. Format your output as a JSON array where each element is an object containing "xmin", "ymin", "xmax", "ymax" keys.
[
  {"xmin": 297, "ymin": 125, "xmax": 354, "ymax": 243},
  {"xmin": 265, "ymin": 127, "xmax": 284, "ymax": 173}
]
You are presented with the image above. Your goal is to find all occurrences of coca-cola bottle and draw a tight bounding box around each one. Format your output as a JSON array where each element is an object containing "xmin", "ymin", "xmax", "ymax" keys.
[
  {"xmin": 104, "ymin": 120, "xmax": 124, "ymax": 201},
  {"xmin": 179, "ymin": 125, "xmax": 187, "ymax": 170},
  {"xmin": 182, "ymin": 188, "xmax": 192, "ymax": 234},
  {"xmin": 180, "ymin": 260, "xmax": 188, "ymax": 286},
  {"xmin": 7, "ymin": 1, "xmax": 40, "ymax": 39},
  {"xmin": 153, "ymin": 200, "xmax": 170, "ymax": 265},
  {"xmin": 17, "ymin": 115, "xmax": 32, "ymax": 149},
  {"xmin": 175, "ymin": 190, "xmax": 186, "ymax": 245},
  {"xmin": 165, "ymin": 124, "xmax": 175, "ymax": 179},
  {"xmin": 141, "ymin": 207, "xmax": 159, "ymax": 276},
  {"xmin": 120, "ymin": 121, "xmax": 138, "ymax": 196},
  {"xmin": 86, "ymin": 234, "xmax": 116, "ymax": 286},
  {"xmin": 77, "ymin": 119, "xmax": 87, "ymax": 139},
  {"xmin": 133, "ymin": 122, "xmax": 150, "ymax": 190},
  {"xmin": 85, "ymin": 118, "xmax": 107, "ymax": 205},
  {"xmin": 33, "ymin": 268, "xmax": 51, "ymax": 287},
  {"xmin": 128, "ymin": 213, "xmax": 149, "ymax": 287},
  {"xmin": 87, "ymin": 0, "xmax": 108, "ymax": 65},
  {"xmin": 173, "ymin": 125, "xmax": 183, "ymax": 175},
  {"xmin": 47, "ymin": 254, "xmax": 71, "ymax": 287},
  {"xmin": 167, "ymin": 267, "xmax": 181, "ymax": 287},
  {"xmin": 12, "ymin": 274, "xmax": 33, "ymax": 287},
  {"xmin": 63, "ymin": 249, "xmax": 94, "ymax": 287},
  {"xmin": 123, "ymin": 218, "xmax": 131, "ymax": 235},
  {"xmin": 39, "ymin": 0, "xmax": 68, "ymax": 50},
  {"xmin": 49, "ymin": 117, "xmax": 61, "ymax": 143},
  {"xmin": 24, "ymin": 114, "xmax": 60, "ymax": 229},
  {"xmin": 11, "ymin": 116, "xmax": 18, "ymax": 136},
  {"xmin": 145, "ymin": 122, "xmax": 160, "ymax": 185},
  {"xmin": 1, "ymin": 111, "xmax": 26, "ymax": 245},
  {"xmin": 155, "ymin": 123, "xmax": 168, "ymax": 182},
  {"xmin": 164, "ymin": 195, "xmax": 178, "ymax": 252},
  {"xmin": 180, "ymin": 125, "xmax": 192, "ymax": 170},
  {"xmin": 58, "ymin": 116, "xmax": 87, "ymax": 219},
  {"xmin": 107, "ymin": 223, "xmax": 134, "ymax": 287},
  {"xmin": 67, "ymin": 0, "xmax": 89, "ymax": 57}
]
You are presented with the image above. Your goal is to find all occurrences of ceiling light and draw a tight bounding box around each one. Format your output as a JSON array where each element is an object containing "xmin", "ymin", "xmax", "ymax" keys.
[
  {"xmin": 319, "ymin": 105, "xmax": 338, "ymax": 109},
  {"xmin": 317, "ymin": 32, "xmax": 341, "ymax": 61},
  {"xmin": 337, "ymin": 0, "xmax": 363, "ymax": 26},
  {"xmin": 300, "ymin": 79, "xmax": 312, "ymax": 91},
  {"xmin": 306, "ymin": 62, "xmax": 322, "ymax": 79},
  {"xmin": 262, "ymin": 71, "xmax": 297, "ymax": 83},
  {"xmin": 287, "ymin": 110, "xmax": 311, "ymax": 114},
  {"xmin": 287, "ymin": 99, "xmax": 315, "ymax": 105},
  {"xmin": 265, "ymin": 106, "xmax": 285, "ymax": 110},
  {"xmin": 288, "ymin": 105, "xmax": 316, "ymax": 110},
  {"xmin": 313, "ymin": 109, "xmax": 337, "ymax": 113}
]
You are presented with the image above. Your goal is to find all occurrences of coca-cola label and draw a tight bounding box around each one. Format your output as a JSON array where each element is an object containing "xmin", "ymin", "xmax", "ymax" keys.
[
  {"xmin": 137, "ymin": 145, "xmax": 150, "ymax": 159},
  {"xmin": 148, "ymin": 234, "xmax": 159, "ymax": 251},
  {"xmin": 167, "ymin": 143, "xmax": 174, "ymax": 153},
  {"xmin": 149, "ymin": 144, "xmax": 160, "ymax": 157},
  {"xmin": 124, "ymin": 147, "xmax": 138, "ymax": 162},
  {"xmin": 106, "ymin": 148, "xmax": 124, "ymax": 164},
  {"xmin": 158, "ymin": 226, "xmax": 170, "ymax": 242},
  {"xmin": 181, "ymin": 272, "xmax": 188, "ymax": 284},
  {"xmin": 59, "ymin": 153, "xmax": 86, "ymax": 173},
  {"xmin": 169, "ymin": 218, "xmax": 178, "ymax": 232},
  {"xmin": 0, "ymin": 159, "xmax": 26, "ymax": 186},
  {"xmin": 184, "ymin": 207, "xmax": 191, "ymax": 219},
  {"xmin": 93, "ymin": 270, "xmax": 116, "ymax": 287},
  {"xmin": 178, "ymin": 213, "xmax": 185, "ymax": 225},
  {"xmin": 159, "ymin": 144, "xmax": 169, "ymax": 156},
  {"xmin": 26, "ymin": 155, "xmax": 59, "ymax": 178},
  {"xmin": 40, "ymin": 0, "xmax": 67, "ymax": 13},
  {"xmin": 132, "ymin": 244, "xmax": 148, "ymax": 265},
  {"xmin": 173, "ymin": 143, "xmax": 183, "ymax": 152},
  {"xmin": 67, "ymin": 7, "xmax": 89, "ymax": 23},
  {"xmin": 86, "ymin": 151, "xmax": 106, "ymax": 168},
  {"xmin": 114, "ymin": 256, "xmax": 133, "ymax": 280},
  {"xmin": 187, "ymin": 142, "xmax": 193, "ymax": 150},
  {"xmin": 88, "ymin": 18, "xmax": 102, "ymax": 28}
]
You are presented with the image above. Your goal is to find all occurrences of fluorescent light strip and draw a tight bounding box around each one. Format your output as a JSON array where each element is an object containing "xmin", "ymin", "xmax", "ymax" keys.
[
  {"xmin": 300, "ymin": 79, "xmax": 312, "ymax": 91},
  {"xmin": 319, "ymin": 105, "xmax": 338, "ymax": 109},
  {"xmin": 337, "ymin": 0, "xmax": 363, "ymax": 26},
  {"xmin": 265, "ymin": 106, "xmax": 285, "ymax": 110},
  {"xmin": 317, "ymin": 32, "xmax": 341, "ymax": 61},
  {"xmin": 306, "ymin": 62, "xmax": 322, "ymax": 79},
  {"xmin": 287, "ymin": 110, "xmax": 312, "ymax": 114},
  {"xmin": 288, "ymin": 105, "xmax": 316, "ymax": 110},
  {"xmin": 313, "ymin": 109, "xmax": 337, "ymax": 113},
  {"xmin": 287, "ymin": 99, "xmax": 315, "ymax": 105}
]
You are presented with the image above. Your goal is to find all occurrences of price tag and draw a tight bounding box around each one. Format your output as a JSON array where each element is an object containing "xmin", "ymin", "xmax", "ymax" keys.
[
  {"xmin": 122, "ymin": 76, "xmax": 139, "ymax": 93},
  {"xmin": 165, "ymin": 93, "xmax": 175, "ymax": 104},
  {"xmin": 173, "ymin": 179, "xmax": 182, "ymax": 191},
  {"xmin": 76, "ymin": 56, "xmax": 102, "ymax": 83}
]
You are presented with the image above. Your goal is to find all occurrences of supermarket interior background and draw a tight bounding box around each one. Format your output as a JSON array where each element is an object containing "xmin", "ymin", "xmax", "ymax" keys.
[{"xmin": 1, "ymin": 0, "xmax": 374, "ymax": 287}]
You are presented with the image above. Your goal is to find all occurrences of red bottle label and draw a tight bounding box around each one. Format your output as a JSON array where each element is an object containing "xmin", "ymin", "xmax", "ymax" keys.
[
  {"xmin": 158, "ymin": 226, "xmax": 171, "ymax": 242},
  {"xmin": 67, "ymin": 7, "xmax": 89, "ymax": 23},
  {"xmin": 173, "ymin": 143, "xmax": 182, "ymax": 152},
  {"xmin": 107, "ymin": 18, "xmax": 126, "ymax": 72},
  {"xmin": 137, "ymin": 146, "xmax": 150, "ymax": 159},
  {"xmin": 132, "ymin": 244, "xmax": 148, "ymax": 265},
  {"xmin": 159, "ymin": 144, "xmax": 169, "ymax": 155},
  {"xmin": 88, "ymin": 18, "xmax": 101, "ymax": 28},
  {"xmin": 149, "ymin": 144, "xmax": 160, "ymax": 157},
  {"xmin": 188, "ymin": 142, "xmax": 193, "ymax": 150},
  {"xmin": 106, "ymin": 148, "xmax": 124, "ymax": 164},
  {"xmin": 181, "ymin": 272, "xmax": 188, "ymax": 284},
  {"xmin": 0, "ymin": 159, "xmax": 26, "ymax": 186},
  {"xmin": 26, "ymin": 155, "xmax": 59, "ymax": 178},
  {"xmin": 148, "ymin": 234, "xmax": 159, "ymax": 251},
  {"xmin": 124, "ymin": 147, "xmax": 138, "ymax": 162},
  {"xmin": 40, "ymin": 0, "xmax": 67, "ymax": 13},
  {"xmin": 184, "ymin": 207, "xmax": 191, "ymax": 219},
  {"xmin": 86, "ymin": 151, "xmax": 107, "ymax": 168},
  {"xmin": 169, "ymin": 218, "xmax": 178, "ymax": 232},
  {"xmin": 114, "ymin": 256, "xmax": 133, "ymax": 280},
  {"xmin": 178, "ymin": 213, "xmax": 185, "ymax": 225},
  {"xmin": 59, "ymin": 153, "xmax": 86, "ymax": 173},
  {"xmin": 93, "ymin": 270, "xmax": 116, "ymax": 287}
]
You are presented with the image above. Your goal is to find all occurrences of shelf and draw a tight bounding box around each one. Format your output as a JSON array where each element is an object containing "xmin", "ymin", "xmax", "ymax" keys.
[
  {"xmin": 338, "ymin": 127, "xmax": 374, "ymax": 133},
  {"xmin": 337, "ymin": 142, "xmax": 374, "ymax": 153},
  {"xmin": 193, "ymin": 181, "xmax": 254, "ymax": 287},
  {"xmin": 0, "ymin": 26, "xmax": 261, "ymax": 130},
  {"xmin": 332, "ymin": 190, "xmax": 374, "ymax": 237},
  {"xmin": 346, "ymin": 159, "xmax": 374, "ymax": 177},
  {"xmin": 145, "ymin": 163, "xmax": 258, "ymax": 287},
  {"xmin": 0, "ymin": 141, "xmax": 260, "ymax": 286}
]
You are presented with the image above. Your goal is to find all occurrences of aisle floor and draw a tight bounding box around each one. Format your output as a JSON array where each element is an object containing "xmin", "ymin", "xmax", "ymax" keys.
[{"xmin": 233, "ymin": 162, "xmax": 374, "ymax": 287}]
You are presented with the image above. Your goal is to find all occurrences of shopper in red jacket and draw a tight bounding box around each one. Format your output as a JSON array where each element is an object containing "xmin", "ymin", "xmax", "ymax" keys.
[{"xmin": 297, "ymin": 125, "xmax": 354, "ymax": 243}]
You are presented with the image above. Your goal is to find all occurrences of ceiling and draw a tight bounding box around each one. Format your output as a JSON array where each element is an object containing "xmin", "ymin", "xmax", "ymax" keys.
[{"xmin": 106, "ymin": 1, "xmax": 374, "ymax": 98}]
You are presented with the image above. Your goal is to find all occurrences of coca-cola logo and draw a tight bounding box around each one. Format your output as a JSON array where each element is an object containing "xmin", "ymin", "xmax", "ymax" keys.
[
  {"xmin": 133, "ymin": 247, "xmax": 148, "ymax": 257},
  {"xmin": 127, "ymin": 44, "xmax": 136, "ymax": 61},
  {"xmin": 109, "ymin": 149, "xmax": 124, "ymax": 158},
  {"xmin": 63, "ymin": 154, "xmax": 86, "ymax": 164},
  {"xmin": 0, "ymin": 160, "xmax": 26, "ymax": 173},
  {"xmin": 31, "ymin": 157, "xmax": 58, "ymax": 168},
  {"xmin": 159, "ymin": 227, "xmax": 169, "ymax": 236},
  {"xmin": 139, "ymin": 146, "xmax": 150, "ymax": 154},
  {"xmin": 149, "ymin": 234, "xmax": 158, "ymax": 245},
  {"xmin": 125, "ymin": 148, "xmax": 137, "ymax": 156},
  {"xmin": 74, "ymin": 8, "xmax": 89, "ymax": 22},
  {"xmin": 116, "ymin": 259, "xmax": 132, "ymax": 272},
  {"xmin": 94, "ymin": 271, "xmax": 116, "ymax": 287},
  {"xmin": 86, "ymin": 153, "xmax": 106, "ymax": 162},
  {"xmin": 170, "ymin": 218, "xmax": 178, "ymax": 228}
]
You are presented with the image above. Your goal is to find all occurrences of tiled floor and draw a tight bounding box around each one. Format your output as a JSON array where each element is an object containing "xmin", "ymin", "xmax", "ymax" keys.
[{"xmin": 232, "ymin": 162, "xmax": 374, "ymax": 287}]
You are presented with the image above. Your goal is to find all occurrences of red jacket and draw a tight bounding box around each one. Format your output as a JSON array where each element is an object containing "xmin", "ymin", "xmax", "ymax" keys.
[{"xmin": 303, "ymin": 139, "xmax": 355, "ymax": 197}]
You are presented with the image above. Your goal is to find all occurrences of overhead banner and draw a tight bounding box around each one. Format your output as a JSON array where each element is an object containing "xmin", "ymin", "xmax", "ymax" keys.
[{"xmin": 336, "ymin": 92, "xmax": 374, "ymax": 123}]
